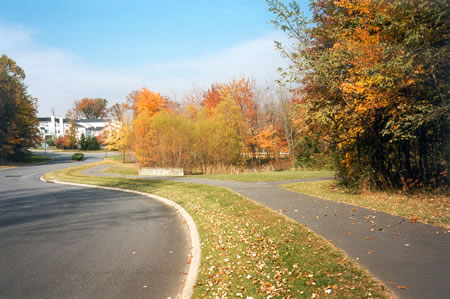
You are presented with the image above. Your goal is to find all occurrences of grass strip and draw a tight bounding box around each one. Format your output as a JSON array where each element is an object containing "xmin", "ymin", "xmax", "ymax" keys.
[
  {"xmin": 282, "ymin": 180, "xmax": 449, "ymax": 229},
  {"xmin": 102, "ymin": 163, "xmax": 334, "ymax": 182},
  {"xmin": 102, "ymin": 164, "xmax": 139, "ymax": 175},
  {"xmin": 187, "ymin": 169, "xmax": 335, "ymax": 182},
  {"xmin": 0, "ymin": 154, "xmax": 52, "ymax": 168},
  {"xmin": 44, "ymin": 162, "xmax": 388, "ymax": 298}
]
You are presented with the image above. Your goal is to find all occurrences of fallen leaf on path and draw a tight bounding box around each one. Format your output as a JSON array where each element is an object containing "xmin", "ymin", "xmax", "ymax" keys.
[{"xmin": 396, "ymin": 285, "xmax": 407, "ymax": 289}]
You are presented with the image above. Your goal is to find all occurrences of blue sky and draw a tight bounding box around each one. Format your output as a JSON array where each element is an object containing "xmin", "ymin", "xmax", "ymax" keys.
[{"xmin": 0, "ymin": 0, "xmax": 310, "ymax": 116}]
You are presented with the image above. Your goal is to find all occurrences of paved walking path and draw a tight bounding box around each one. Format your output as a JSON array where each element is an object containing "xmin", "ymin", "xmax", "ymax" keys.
[{"xmin": 83, "ymin": 165, "xmax": 450, "ymax": 299}]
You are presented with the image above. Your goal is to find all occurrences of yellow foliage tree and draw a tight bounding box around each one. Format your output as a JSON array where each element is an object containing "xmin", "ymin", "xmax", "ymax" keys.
[{"xmin": 105, "ymin": 121, "xmax": 133, "ymax": 162}]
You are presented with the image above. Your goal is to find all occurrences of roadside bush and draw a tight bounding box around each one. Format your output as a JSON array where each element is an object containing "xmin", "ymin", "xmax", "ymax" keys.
[
  {"xmin": 72, "ymin": 153, "xmax": 84, "ymax": 161},
  {"xmin": 55, "ymin": 136, "xmax": 68, "ymax": 149},
  {"xmin": 45, "ymin": 136, "xmax": 55, "ymax": 146}
]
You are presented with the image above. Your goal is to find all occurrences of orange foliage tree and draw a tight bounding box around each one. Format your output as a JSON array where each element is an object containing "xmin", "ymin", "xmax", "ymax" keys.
[
  {"xmin": 132, "ymin": 88, "xmax": 166, "ymax": 166},
  {"xmin": 67, "ymin": 98, "xmax": 108, "ymax": 119}
]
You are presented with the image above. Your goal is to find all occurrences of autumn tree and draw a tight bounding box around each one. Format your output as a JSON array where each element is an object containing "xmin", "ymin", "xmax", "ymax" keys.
[
  {"xmin": 132, "ymin": 88, "xmax": 166, "ymax": 166},
  {"xmin": 150, "ymin": 111, "xmax": 194, "ymax": 168},
  {"xmin": 130, "ymin": 86, "xmax": 245, "ymax": 172},
  {"xmin": 66, "ymin": 120, "xmax": 78, "ymax": 149},
  {"xmin": 108, "ymin": 103, "xmax": 129, "ymax": 122},
  {"xmin": 201, "ymin": 84, "xmax": 222, "ymax": 110},
  {"xmin": 200, "ymin": 78, "xmax": 258, "ymax": 153},
  {"xmin": 67, "ymin": 97, "xmax": 108, "ymax": 119},
  {"xmin": 268, "ymin": 0, "xmax": 449, "ymax": 190},
  {"xmin": 104, "ymin": 103, "xmax": 133, "ymax": 162},
  {"xmin": 193, "ymin": 99, "xmax": 243, "ymax": 172},
  {"xmin": 257, "ymin": 85, "xmax": 298, "ymax": 164},
  {"xmin": 0, "ymin": 55, "xmax": 40, "ymax": 161}
]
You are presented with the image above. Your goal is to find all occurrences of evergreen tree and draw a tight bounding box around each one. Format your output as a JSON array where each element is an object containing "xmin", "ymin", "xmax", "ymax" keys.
[{"xmin": 79, "ymin": 133, "xmax": 88, "ymax": 150}]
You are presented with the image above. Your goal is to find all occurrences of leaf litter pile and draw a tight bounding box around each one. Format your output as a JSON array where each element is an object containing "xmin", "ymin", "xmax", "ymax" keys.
[{"xmin": 45, "ymin": 162, "xmax": 388, "ymax": 298}]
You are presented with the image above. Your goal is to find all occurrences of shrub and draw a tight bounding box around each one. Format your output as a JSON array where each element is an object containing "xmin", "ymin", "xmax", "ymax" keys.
[
  {"xmin": 55, "ymin": 136, "xmax": 68, "ymax": 149},
  {"xmin": 45, "ymin": 136, "xmax": 55, "ymax": 146},
  {"xmin": 72, "ymin": 153, "xmax": 84, "ymax": 161}
]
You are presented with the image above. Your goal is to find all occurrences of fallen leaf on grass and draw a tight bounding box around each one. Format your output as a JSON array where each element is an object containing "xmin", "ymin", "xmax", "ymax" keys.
[{"xmin": 411, "ymin": 217, "xmax": 418, "ymax": 223}]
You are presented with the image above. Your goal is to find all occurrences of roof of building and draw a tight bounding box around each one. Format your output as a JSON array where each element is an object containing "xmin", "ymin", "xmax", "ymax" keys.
[
  {"xmin": 75, "ymin": 119, "xmax": 110, "ymax": 123},
  {"xmin": 38, "ymin": 117, "xmax": 52, "ymax": 122},
  {"xmin": 38, "ymin": 117, "xmax": 109, "ymax": 123}
]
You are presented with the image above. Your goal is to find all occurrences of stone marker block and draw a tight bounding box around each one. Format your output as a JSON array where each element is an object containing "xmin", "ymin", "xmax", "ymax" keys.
[{"xmin": 138, "ymin": 167, "xmax": 184, "ymax": 176}]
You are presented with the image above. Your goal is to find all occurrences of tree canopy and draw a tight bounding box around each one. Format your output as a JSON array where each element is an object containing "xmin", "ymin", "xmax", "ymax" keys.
[
  {"xmin": 0, "ymin": 55, "xmax": 40, "ymax": 161},
  {"xmin": 268, "ymin": 0, "xmax": 449, "ymax": 190},
  {"xmin": 67, "ymin": 97, "xmax": 108, "ymax": 119}
]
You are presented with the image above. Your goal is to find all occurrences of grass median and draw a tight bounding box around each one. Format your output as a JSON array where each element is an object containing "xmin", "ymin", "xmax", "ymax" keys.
[
  {"xmin": 187, "ymin": 169, "xmax": 335, "ymax": 182},
  {"xmin": 44, "ymin": 161, "xmax": 389, "ymax": 298},
  {"xmin": 102, "ymin": 162, "xmax": 334, "ymax": 182},
  {"xmin": 282, "ymin": 180, "xmax": 449, "ymax": 229},
  {"xmin": 0, "ymin": 153, "xmax": 52, "ymax": 168}
]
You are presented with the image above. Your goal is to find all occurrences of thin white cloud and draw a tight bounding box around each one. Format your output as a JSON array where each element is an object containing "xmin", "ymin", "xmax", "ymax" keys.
[{"xmin": 0, "ymin": 25, "xmax": 287, "ymax": 116}]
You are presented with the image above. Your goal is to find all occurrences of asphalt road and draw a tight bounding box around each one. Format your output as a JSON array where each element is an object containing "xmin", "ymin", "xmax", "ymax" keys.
[{"xmin": 0, "ymin": 152, "xmax": 190, "ymax": 298}]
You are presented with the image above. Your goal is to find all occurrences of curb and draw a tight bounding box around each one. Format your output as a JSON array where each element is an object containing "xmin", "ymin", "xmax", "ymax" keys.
[{"xmin": 40, "ymin": 176, "xmax": 200, "ymax": 299}]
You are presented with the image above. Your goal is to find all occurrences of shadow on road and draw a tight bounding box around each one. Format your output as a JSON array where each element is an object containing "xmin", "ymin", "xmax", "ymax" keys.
[{"xmin": 0, "ymin": 186, "xmax": 174, "ymax": 241}]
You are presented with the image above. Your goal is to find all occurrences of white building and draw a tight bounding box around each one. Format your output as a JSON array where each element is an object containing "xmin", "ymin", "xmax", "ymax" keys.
[{"xmin": 38, "ymin": 116, "xmax": 110, "ymax": 139}]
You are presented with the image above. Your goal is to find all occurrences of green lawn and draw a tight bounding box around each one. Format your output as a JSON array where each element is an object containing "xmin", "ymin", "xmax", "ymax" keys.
[
  {"xmin": 186, "ymin": 169, "xmax": 334, "ymax": 182},
  {"xmin": 101, "ymin": 163, "xmax": 334, "ymax": 182},
  {"xmin": 43, "ymin": 161, "xmax": 388, "ymax": 298},
  {"xmin": 54, "ymin": 149, "xmax": 110, "ymax": 153},
  {"xmin": 33, "ymin": 146, "xmax": 56, "ymax": 151},
  {"xmin": 0, "ymin": 154, "xmax": 52, "ymax": 168},
  {"xmin": 282, "ymin": 180, "xmax": 450, "ymax": 229},
  {"xmin": 105, "ymin": 155, "xmax": 122, "ymax": 162},
  {"xmin": 102, "ymin": 164, "xmax": 139, "ymax": 175}
]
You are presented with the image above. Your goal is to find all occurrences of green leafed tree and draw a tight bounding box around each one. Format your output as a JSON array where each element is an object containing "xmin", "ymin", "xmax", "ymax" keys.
[{"xmin": 0, "ymin": 55, "xmax": 41, "ymax": 161}]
